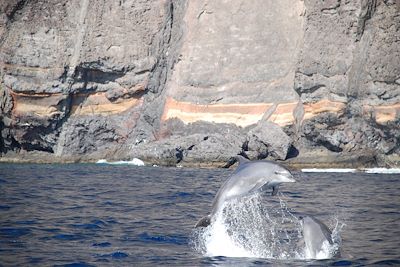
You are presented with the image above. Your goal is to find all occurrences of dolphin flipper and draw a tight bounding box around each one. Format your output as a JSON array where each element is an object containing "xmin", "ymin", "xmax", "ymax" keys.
[
  {"xmin": 195, "ymin": 215, "xmax": 212, "ymax": 228},
  {"xmin": 271, "ymin": 186, "xmax": 279, "ymax": 196},
  {"xmin": 259, "ymin": 182, "xmax": 280, "ymax": 196}
]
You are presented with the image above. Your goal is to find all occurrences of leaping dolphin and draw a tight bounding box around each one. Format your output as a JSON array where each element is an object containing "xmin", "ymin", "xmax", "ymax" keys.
[
  {"xmin": 300, "ymin": 215, "xmax": 334, "ymax": 259},
  {"xmin": 195, "ymin": 155, "xmax": 295, "ymax": 227}
]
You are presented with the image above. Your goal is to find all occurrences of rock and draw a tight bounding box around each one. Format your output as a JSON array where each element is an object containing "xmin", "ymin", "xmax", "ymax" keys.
[
  {"xmin": 0, "ymin": 0, "xmax": 399, "ymax": 168},
  {"xmin": 286, "ymin": 149, "xmax": 378, "ymax": 169},
  {"xmin": 128, "ymin": 131, "xmax": 245, "ymax": 167},
  {"xmin": 182, "ymin": 133, "xmax": 245, "ymax": 165},
  {"xmin": 128, "ymin": 135, "xmax": 204, "ymax": 166},
  {"xmin": 246, "ymin": 121, "xmax": 293, "ymax": 160}
]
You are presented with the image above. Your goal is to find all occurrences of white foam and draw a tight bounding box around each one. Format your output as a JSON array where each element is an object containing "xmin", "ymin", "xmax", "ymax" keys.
[
  {"xmin": 203, "ymin": 212, "xmax": 253, "ymax": 258},
  {"xmin": 363, "ymin": 168, "xmax": 400, "ymax": 174},
  {"xmin": 301, "ymin": 168, "xmax": 400, "ymax": 174},
  {"xmin": 95, "ymin": 158, "xmax": 145, "ymax": 166},
  {"xmin": 306, "ymin": 240, "xmax": 332, "ymax": 259},
  {"xmin": 301, "ymin": 168, "xmax": 357, "ymax": 173},
  {"xmin": 193, "ymin": 195, "xmax": 308, "ymax": 259},
  {"xmin": 192, "ymin": 195, "xmax": 343, "ymax": 260}
]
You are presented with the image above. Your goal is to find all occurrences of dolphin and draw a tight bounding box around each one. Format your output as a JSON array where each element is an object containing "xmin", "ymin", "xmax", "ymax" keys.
[
  {"xmin": 195, "ymin": 155, "xmax": 295, "ymax": 227},
  {"xmin": 300, "ymin": 215, "xmax": 334, "ymax": 259}
]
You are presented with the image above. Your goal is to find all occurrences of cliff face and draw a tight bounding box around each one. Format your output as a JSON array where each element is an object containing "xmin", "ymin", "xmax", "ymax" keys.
[
  {"xmin": 1, "ymin": 0, "xmax": 399, "ymax": 167},
  {"xmin": 0, "ymin": 0, "xmax": 183, "ymax": 162}
]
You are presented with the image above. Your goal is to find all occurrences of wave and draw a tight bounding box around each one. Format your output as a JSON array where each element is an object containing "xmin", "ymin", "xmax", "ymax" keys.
[{"xmin": 96, "ymin": 158, "xmax": 145, "ymax": 166}]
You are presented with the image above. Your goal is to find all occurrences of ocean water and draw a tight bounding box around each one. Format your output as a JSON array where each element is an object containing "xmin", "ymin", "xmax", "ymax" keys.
[{"xmin": 0, "ymin": 164, "xmax": 399, "ymax": 266}]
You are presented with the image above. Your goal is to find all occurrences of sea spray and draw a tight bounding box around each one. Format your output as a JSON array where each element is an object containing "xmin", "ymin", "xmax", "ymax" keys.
[
  {"xmin": 330, "ymin": 217, "xmax": 345, "ymax": 257},
  {"xmin": 192, "ymin": 193, "xmax": 303, "ymax": 258},
  {"xmin": 191, "ymin": 193, "xmax": 343, "ymax": 260}
]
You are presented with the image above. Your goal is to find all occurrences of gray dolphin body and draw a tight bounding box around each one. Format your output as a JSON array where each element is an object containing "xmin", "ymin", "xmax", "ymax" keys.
[
  {"xmin": 301, "ymin": 216, "xmax": 333, "ymax": 258},
  {"xmin": 195, "ymin": 155, "xmax": 295, "ymax": 227}
]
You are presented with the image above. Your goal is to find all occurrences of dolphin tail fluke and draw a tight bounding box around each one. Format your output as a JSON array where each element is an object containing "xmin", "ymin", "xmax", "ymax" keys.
[{"xmin": 195, "ymin": 215, "xmax": 212, "ymax": 228}]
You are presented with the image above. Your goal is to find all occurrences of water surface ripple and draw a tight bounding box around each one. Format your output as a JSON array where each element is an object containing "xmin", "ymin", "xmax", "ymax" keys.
[{"xmin": 0, "ymin": 164, "xmax": 399, "ymax": 266}]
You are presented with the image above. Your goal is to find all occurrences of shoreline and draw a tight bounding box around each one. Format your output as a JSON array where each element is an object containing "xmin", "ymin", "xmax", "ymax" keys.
[{"xmin": 1, "ymin": 151, "xmax": 399, "ymax": 170}]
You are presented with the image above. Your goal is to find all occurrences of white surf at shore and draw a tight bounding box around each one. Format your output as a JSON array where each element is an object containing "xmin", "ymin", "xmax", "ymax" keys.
[
  {"xmin": 302, "ymin": 168, "xmax": 400, "ymax": 174},
  {"xmin": 96, "ymin": 158, "xmax": 145, "ymax": 166}
]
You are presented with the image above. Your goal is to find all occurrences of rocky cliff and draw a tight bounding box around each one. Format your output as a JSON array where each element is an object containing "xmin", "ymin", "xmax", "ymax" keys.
[{"xmin": 1, "ymin": 0, "xmax": 399, "ymax": 167}]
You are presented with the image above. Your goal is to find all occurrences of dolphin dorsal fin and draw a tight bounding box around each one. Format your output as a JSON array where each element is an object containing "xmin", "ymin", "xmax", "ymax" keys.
[{"xmin": 235, "ymin": 155, "xmax": 250, "ymax": 165}]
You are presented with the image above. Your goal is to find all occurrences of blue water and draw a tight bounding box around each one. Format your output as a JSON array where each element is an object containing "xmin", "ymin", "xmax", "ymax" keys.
[{"xmin": 0, "ymin": 164, "xmax": 399, "ymax": 266}]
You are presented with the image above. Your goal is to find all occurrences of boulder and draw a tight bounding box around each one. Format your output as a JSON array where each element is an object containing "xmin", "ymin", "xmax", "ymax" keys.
[{"xmin": 246, "ymin": 121, "xmax": 293, "ymax": 160}]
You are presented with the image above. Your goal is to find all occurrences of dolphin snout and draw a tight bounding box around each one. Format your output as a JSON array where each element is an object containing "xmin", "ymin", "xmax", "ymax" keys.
[
  {"xmin": 280, "ymin": 172, "xmax": 296, "ymax": 183},
  {"xmin": 275, "ymin": 170, "xmax": 296, "ymax": 183}
]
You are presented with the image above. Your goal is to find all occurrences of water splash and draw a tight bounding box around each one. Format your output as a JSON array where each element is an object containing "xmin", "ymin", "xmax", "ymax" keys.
[{"xmin": 191, "ymin": 193, "xmax": 342, "ymax": 260}]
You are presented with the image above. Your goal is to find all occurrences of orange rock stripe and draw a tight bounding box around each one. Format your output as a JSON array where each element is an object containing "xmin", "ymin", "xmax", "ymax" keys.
[
  {"xmin": 13, "ymin": 102, "xmax": 61, "ymax": 117},
  {"xmin": 71, "ymin": 92, "xmax": 142, "ymax": 116},
  {"xmin": 163, "ymin": 97, "xmax": 273, "ymax": 115},
  {"xmin": 162, "ymin": 98, "xmax": 351, "ymax": 127},
  {"xmin": 364, "ymin": 103, "xmax": 400, "ymax": 124},
  {"xmin": 162, "ymin": 97, "xmax": 273, "ymax": 127},
  {"xmin": 10, "ymin": 88, "xmax": 142, "ymax": 117},
  {"xmin": 268, "ymin": 102, "xmax": 298, "ymax": 126},
  {"xmin": 9, "ymin": 86, "xmax": 400, "ymax": 125},
  {"xmin": 10, "ymin": 91, "xmax": 63, "ymax": 98},
  {"xmin": 10, "ymin": 89, "xmax": 66, "ymax": 117},
  {"xmin": 303, "ymin": 99, "xmax": 346, "ymax": 120}
]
